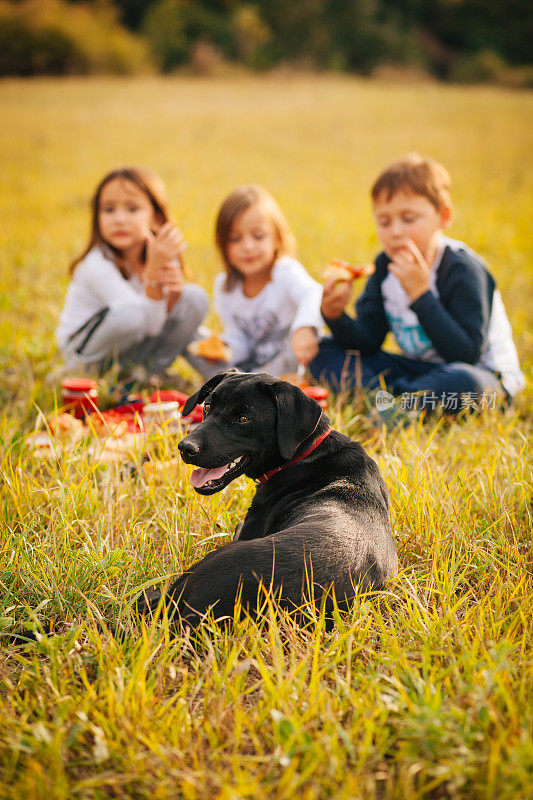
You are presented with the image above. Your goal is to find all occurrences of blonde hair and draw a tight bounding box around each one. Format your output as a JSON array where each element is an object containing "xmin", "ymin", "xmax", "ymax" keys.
[
  {"xmin": 215, "ymin": 185, "xmax": 296, "ymax": 291},
  {"xmin": 69, "ymin": 166, "xmax": 172, "ymax": 276},
  {"xmin": 371, "ymin": 154, "xmax": 452, "ymax": 211}
]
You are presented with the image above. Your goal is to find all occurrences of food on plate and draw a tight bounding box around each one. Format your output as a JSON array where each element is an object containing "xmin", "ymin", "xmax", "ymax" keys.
[
  {"xmin": 322, "ymin": 260, "xmax": 375, "ymax": 285},
  {"xmin": 89, "ymin": 414, "xmax": 129, "ymax": 438},
  {"xmin": 188, "ymin": 333, "xmax": 231, "ymax": 362},
  {"xmin": 47, "ymin": 412, "xmax": 87, "ymax": 442}
]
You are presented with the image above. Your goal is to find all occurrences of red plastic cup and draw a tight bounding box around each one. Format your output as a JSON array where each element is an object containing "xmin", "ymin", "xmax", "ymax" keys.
[
  {"xmin": 61, "ymin": 378, "xmax": 98, "ymax": 418},
  {"xmin": 302, "ymin": 385, "xmax": 329, "ymax": 409}
]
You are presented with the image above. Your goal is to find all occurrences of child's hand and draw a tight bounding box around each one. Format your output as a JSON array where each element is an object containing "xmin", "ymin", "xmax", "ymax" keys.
[
  {"xmin": 158, "ymin": 261, "xmax": 184, "ymax": 294},
  {"xmin": 145, "ymin": 223, "xmax": 187, "ymax": 277},
  {"xmin": 388, "ymin": 240, "xmax": 430, "ymax": 302},
  {"xmin": 156, "ymin": 260, "xmax": 184, "ymax": 310},
  {"xmin": 291, "ymin": 327, "xmax": 319, "ymax": 366},
  {"xmin": 321, "ymin": 274, "xmax": 352, "ymax": 319}
]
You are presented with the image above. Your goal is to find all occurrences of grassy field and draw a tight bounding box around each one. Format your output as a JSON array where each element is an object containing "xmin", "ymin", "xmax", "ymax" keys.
[{"xmin": 0, "ymin": 76, "xmax": 532, "ymax": 799}]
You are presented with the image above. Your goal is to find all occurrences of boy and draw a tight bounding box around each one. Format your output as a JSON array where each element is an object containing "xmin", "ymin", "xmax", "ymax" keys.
[{"xmin": 310, "ymin": 154, "xmax": 525, "ymax": 412}]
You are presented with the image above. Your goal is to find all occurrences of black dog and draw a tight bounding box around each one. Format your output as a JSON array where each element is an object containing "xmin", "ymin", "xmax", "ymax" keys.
[{"xmin": 141, "ymin": 370, "xmax": 397, "ymax": 628}]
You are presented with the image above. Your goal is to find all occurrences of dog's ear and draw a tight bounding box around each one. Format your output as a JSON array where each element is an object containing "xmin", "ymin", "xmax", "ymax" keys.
[
  {"xmin": 269, "ymin": 381, "xmax": 323, "ymax": 460},
  {"xmin": 182, "ymin": 369, "xmax": 241, "ymax": 416}
]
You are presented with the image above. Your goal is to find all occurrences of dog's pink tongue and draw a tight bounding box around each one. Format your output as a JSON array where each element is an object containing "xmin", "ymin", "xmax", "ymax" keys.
[{"xmin": 190, "ymin": 463, "xmax": 230, "ymax": 489}]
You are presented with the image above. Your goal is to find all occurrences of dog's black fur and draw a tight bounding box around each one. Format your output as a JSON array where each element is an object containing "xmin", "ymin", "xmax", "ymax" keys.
[{"xmin": 140, "ymin": 370, "xmax": 398, "ymax": 628}]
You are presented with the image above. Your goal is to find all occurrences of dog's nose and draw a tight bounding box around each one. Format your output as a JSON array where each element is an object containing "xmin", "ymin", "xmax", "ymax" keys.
[{"xmin": 178, "ymin": 438, "xmax": 200, "ymax": 460}]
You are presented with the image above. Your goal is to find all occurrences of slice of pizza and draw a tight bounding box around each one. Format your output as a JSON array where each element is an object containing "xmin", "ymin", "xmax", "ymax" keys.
[
  {"xmin": 322, "ymin": 259, "xmax": 375, "ymax": 284},
  {"xmin": 188, "ymin": 333, "xmax": 232, "ymax": 362}
]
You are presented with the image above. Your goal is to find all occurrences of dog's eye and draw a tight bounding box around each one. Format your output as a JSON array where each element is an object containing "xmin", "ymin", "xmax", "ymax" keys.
[
  {"xmin": 237, "ymin": 415, "xmax": 249, "ymax": 424},
  {"xmin": 203, "ymin": 403, "xmax": 210, "ymax": 417}
]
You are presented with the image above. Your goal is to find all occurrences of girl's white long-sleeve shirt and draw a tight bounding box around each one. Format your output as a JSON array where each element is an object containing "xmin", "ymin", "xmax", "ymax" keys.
[
  {"xmin": 213, "ymin": 255, "xmax": 323, "ymax": 368},
  {"xmin": 56, "ymin": 246, "xmax": 167, "ymax": 350}
]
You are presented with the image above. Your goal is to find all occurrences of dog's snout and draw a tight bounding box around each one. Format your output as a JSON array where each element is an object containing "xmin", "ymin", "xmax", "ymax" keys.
[{"xmin": 178, "ymin": 438, "xmax": 200, "ymax": 461}]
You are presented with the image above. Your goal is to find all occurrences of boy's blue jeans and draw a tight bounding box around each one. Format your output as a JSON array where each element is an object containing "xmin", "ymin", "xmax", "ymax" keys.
[{"xmin": 309, "ymin": 338, "xmax": 506, "ymax": 412}]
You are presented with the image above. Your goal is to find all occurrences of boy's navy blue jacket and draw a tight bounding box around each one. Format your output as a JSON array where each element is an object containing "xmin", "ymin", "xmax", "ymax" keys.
[{"xmin": 324, "ymin": 244, "xmax": 496, "ymax": 365}]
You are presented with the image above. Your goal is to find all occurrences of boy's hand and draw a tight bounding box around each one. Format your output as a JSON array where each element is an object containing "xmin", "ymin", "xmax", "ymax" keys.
[
  {"xmin": 145, "ymin": 223, "xmax": 187, "ymax": 277},
  {"xmin": 389, "ymin": 240, "xmax": 430, "ymax": 302},
  {"xmin": 321, "ymin": 275, "xmax": 352, "ymax": 320},
  {"xmin": 291, "ymin": 327, "xmax": 319, "ymax": 366}
]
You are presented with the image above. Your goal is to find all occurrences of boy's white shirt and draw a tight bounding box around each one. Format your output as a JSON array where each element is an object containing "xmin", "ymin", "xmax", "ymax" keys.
[
  {"xmin": 381, "ymin": 238, "xmax": 446, "ymax": 361},
  {"xmin": 381, "ymin": 235, "xmax": 525, "ymax": 396},
  {"xmin": 214, "ymin": 255, "xmax": 323, "ymax": 367},
  {"xmin": 56, "ymin": 246, "xmax": 167, "ymax": 349}
]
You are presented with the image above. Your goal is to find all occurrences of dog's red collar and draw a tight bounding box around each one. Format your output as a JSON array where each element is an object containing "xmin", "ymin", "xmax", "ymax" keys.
[{"xmin": 256, "ymin": 426, "xmax": 333, "ymax": 485}]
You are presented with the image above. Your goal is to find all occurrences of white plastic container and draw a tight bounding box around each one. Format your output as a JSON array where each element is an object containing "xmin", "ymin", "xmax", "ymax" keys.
[{"xmin": 142, "ymin": 401, "xmax": 181, "ymax": 432}]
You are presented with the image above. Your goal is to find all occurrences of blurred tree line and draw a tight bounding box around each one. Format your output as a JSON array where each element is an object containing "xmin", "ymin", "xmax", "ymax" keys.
[{"xmin": 1, "ymin": 0, "xmax": 531, "ymax": 81}]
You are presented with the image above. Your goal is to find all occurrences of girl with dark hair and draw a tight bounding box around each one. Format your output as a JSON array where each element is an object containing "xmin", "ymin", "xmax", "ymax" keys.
[{"xmin": 56, "ymin": 166, "xmax": 208, "ymax": 379}]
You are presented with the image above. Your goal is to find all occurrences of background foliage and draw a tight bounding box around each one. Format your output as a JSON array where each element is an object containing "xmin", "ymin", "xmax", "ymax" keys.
[{"xmin": 0, "ymin": 0, "xmax": 532, "ymax": 80}]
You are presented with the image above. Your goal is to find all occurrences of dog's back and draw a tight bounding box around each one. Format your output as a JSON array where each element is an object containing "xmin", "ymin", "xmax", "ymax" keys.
[
  {"xmin": 232, "ymin": 430, "xmax": 397, "ymax": 599},
  {"xmin": 155, "ymin": 372, "xmax": 399, "ymax": 627}
]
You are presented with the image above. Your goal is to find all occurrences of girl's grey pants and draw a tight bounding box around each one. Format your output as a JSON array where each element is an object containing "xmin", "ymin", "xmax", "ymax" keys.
[{"xmin": 62, "ymin": 284, "xmax": 209, "ymax": 375}]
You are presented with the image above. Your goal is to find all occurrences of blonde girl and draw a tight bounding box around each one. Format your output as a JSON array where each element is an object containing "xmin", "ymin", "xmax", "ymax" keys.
[
  {"xmin": 56, "ymin": 166, "xmax": 208, "ymax": 378},
  {"xmin": 190, "ymin": 184, "xmax": 322, "ymax": 379}
]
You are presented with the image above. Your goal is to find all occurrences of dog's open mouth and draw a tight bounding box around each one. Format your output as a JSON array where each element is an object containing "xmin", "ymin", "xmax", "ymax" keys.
[{"xmin": 190, "ymin": 455, "xmax": 249, "ymax": 494}]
